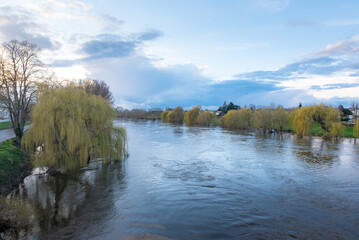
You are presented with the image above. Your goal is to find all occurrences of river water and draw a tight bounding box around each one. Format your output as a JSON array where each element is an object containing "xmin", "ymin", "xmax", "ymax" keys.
[{"xmin": 12, "ymin": 119, "xmax": 359, "ymax": 239}]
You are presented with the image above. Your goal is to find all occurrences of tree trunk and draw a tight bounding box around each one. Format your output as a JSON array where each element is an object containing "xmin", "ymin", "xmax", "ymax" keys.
[{"xmin": 13, "ymin": 124, "xmax": 24, "ymax": 147}]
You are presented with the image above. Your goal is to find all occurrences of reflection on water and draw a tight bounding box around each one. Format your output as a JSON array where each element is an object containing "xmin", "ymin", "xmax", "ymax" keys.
[{"xmin": 11, "ymin": 119, "xmax": 359, "ymax": 239}]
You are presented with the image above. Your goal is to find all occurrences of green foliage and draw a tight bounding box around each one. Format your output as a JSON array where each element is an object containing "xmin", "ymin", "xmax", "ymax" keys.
[
  {"xmin": 254, "ymin": 108, "xmax": 273, "ymax": 130},
  {"xmin": 354, "ymin": 121, "xmax": 359, "ymax": 138},
  {"xmin": 195, "ymin": 111, "xmax": 215, "ymax": 126},
  {"xmin": 23, "ymin": 87, "xmax": 127, "ymax": 171},
  {"xmin": 223, "ymin": 108, "xmax": 252, "ymax": 129},
  {"xmin": 218, "ymin": 101, "xmax": 239, "ymax": 114},
  {"xmin": 166, "ymin": 107, "xmax": 185, "ymax": 124},
  {"xmin": 160, "ymin": 110, "xmax": 170, "ymax": 121},
  {"xmin": 272, "ymin": 107, "xmax": 290, "ymax": 131},
  {"xmin": 184, "ymin": 107, "xmax": 200, "ymax": 126}
]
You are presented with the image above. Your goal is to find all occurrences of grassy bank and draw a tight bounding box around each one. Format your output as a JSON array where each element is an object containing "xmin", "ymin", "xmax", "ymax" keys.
[
  {"xmin": 0, "ymin": 139, "xmax": 32, "ymax": 235},
  {"xmin": 0, "ymin": 122, "xmax": 11, "ymax": 130},
  {"xmin": 0, "ymin": 121, "xmax": 31, "ymax": 130},
  {"xmin": 310, "ymin": 123, "xmax": 354, "ymax": 138},
  {"xmin": 0, "ymin": 139, "xmax": 31, "ymax": 196}
]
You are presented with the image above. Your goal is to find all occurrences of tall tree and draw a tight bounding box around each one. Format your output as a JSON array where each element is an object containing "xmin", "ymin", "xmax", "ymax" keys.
[
  {"xmin": 184, "ymin": 107, "xmax": 200, "ymax": 126},
  {"xmin": 77, "ymin": 79, "xmax": 114, "ymax": 104},
  {"xmin": 254, "ymin": 108, "xmax": 273, "ymax": 130},
  {"xmin": 272, "ymin": 107, "xmax": 290, "ymax": 131},
  {"xmin": 292, "ymin": 104, "xmax": 342, "ymax": 138},
  {"xmin": 0, "ymin": 40, "xmax": 44, "ymax": 146},
  {"xmin": 23, "ymin": 87, "xmax": 127, "ymax": 170},
  {"xmin": 167, "ymin": 106, "xmax": 185, "ymax": 124}
]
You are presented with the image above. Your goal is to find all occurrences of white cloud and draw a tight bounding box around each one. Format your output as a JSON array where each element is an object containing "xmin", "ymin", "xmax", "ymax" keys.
[
  {"xmin": 45, "ymin": 0, "xmax": 93, "ymax": 11},
  {"xmin": 308, "ymin": 86, "xmax": 359, "ymax": 100},
  {"xmin": 313, "ymin": 35, "xmax": 359, "ymax": 57}
]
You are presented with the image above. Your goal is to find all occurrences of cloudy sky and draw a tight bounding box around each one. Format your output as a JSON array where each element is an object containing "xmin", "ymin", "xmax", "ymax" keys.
[{"xmin": 1, "ymin": 0, "xmax": 359, "ymax": 109}]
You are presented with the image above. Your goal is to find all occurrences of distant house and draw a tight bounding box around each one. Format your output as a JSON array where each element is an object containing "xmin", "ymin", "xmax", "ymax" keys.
[{"xmin": 214, "ymin": 111, "xmax": 224, "ymax": 117}]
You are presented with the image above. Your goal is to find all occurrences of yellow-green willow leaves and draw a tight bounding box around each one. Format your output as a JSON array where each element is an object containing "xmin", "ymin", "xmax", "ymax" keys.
[
  {"xmin": 223, "ymin": 108, "xmax": 253, "ymax": 129},
  {"xmin": 23, "ymin": 88, "xmax": 127, "ymax": 170},
  {"xmin": 272, "ymin": 107, "xmax": 290, "ymax": 131},
  {"xmin": 161, "ymin": 110, "xmax": 170, "ymax": 121},
  {"xmin": 195, "ymin": 111, "xmax": 215, "ymax": 126},
  {"xmin": 164, "ymin": 107, "xmax": 185, "ymax": 124},
  {"xmin": 292, "ymin": 104, "xmax": 342, "ymax": 138},
  {"xmin": 292, "ymin": 107, "xmax": 312, "ymax": 137},
  {"xmin": 254, "ymin": 108, "xmax": 273, "ymax": 130},
  {"xmin": 184, "ymin": 107, "xmax": 200, "ymax": 126}
]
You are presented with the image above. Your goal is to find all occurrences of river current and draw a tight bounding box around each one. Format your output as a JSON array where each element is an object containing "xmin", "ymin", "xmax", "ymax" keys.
[{"xmin": 12, "ymin": 119, "xmax": 359, "ymax": 239}]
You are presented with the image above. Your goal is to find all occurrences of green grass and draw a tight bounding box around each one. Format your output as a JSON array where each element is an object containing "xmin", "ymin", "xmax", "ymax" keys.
[
  {"xmin": 310, "ymin": 123, "xmax": 326, "ymax": 136},
  {"xmin": 0, "ymin": 122, "xmax": 11, "ymax": 130},
  {"xmin": 0, "ymin": 121, "xmax": 31, "ymax": 130},
  {"xmin": 292, "ymin": 123, "xmax": 355, "ymax": 138},
  {"xmin": 343, "ymin": 125, "xmax": 354, "ymax": 138},
  {"xmin": 0, "ymin": 139, "xmax": 30, "ymax": 195}
]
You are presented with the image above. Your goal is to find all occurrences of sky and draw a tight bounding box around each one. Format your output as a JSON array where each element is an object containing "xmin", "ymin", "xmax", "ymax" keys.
[{"xmin": 1, "ymin": 0, "xmax": 359, "ymax": 109}]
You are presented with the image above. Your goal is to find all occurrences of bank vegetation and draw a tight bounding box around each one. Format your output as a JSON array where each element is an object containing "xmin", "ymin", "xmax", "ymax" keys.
[{"xmin": 157, "ymin": 103, "xmax": 359, "ymax": 140}]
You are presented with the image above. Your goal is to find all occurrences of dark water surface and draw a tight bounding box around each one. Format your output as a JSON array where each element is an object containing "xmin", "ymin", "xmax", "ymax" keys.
[{"xmin": 13, "ymin": 120, "xmax": 359, "ymax": 239}]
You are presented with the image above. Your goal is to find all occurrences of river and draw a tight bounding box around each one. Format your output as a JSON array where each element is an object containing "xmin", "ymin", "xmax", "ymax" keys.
[{"xmin": 11, "ymin": 119, "xmax": 359, "ymax": 239}]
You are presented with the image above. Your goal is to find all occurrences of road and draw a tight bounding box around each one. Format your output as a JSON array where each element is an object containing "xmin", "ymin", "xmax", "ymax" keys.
[{"xmin": 0, "ymin": 126, "xmax": 30, "ymax": 142}]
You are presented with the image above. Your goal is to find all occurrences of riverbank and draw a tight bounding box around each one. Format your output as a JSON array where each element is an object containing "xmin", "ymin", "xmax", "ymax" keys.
[
  {"xmin": 119, "ymin": 117, "xmax": 357, "ymax": 139},
  {"xmin": 0, "ymin": 139, "xmax": 31, "ymax": 196},
  {"xmin": 0, "ymin": 139, "xmax": 32, "ymax": 238}
]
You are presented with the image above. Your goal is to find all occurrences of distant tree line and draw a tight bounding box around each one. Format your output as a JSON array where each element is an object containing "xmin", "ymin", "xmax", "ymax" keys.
[
  {"xmin": 116, "ymin": 108, "xmax": 162, "ymax": 120},
  {"xmin": 155, "ymin": 102, "xmax": 359, "ymax": 140}
]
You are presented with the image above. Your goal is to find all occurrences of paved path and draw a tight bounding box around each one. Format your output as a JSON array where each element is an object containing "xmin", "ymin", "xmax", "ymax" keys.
[{"xmin": 0, "ymin": 126, "xmax": 30, "ymax": 142}]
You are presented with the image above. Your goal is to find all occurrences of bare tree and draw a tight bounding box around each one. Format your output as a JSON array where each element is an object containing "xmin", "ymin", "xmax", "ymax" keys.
[
  {"xmin": 78, "ymin": 79, "xmax": 114, "ymax": 104},
  {"xmin": 0, "ymin": 40, "xmax": 43, "ymax": 146},
  {"xmin": 352, "ymin": 101, "xmax": 358, "ymax": 122}
]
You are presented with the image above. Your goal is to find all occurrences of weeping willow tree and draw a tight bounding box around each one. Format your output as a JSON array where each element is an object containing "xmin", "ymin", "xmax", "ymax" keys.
[
  {"xmin": 223, "ymin": 108, "xmax": 252, "ymax": 129},
  {"xmin": 254, "ymin": 108, "xmax": 273, "ymax": 130},
  {"xmin": 23, "ymin": 87, "xmax": 127, "ymax": 170},
  {"xmin": 184, "ymin": 107, "xmax": 200, "ymax": 126},
  {"xmin": 195, "ymin": 111, "xmax": 215, "ymax": 126},
  {"xmin": 272, "ymin": 107, "xmax": 290, "ymax": 131},
  {"xmin": 292, "ymin": 104, "xmax": 343, "ymax": 138},
  {"xmin": 354, "ymin": 121, "xmax": 359, "ymax": 139},
  {"xmin": 166, "ymin": 106, "xmax": 185, "ymax": 124},
  {"xmin": 292, "ymin": 107, "xmax": 312, "ymax": 137},
  {"xmin": 160, "ymin": 110, "xmax": 170, "ymax": 121}
]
